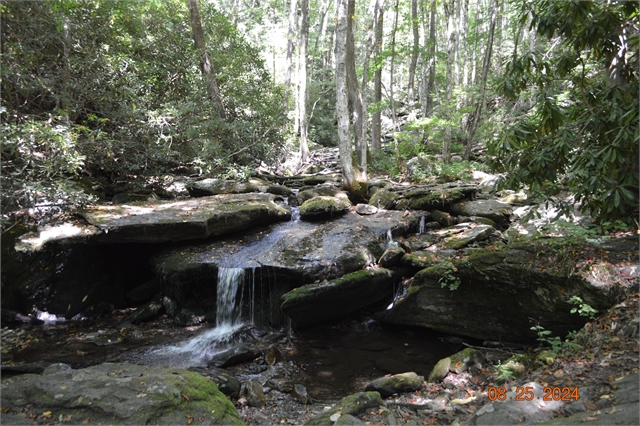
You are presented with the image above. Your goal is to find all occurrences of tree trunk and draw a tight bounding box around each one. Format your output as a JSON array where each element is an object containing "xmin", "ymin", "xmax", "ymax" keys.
[
  {"xmin": 425, "ymin": 0, "xmax": 436, "ymax": 117},
  {"xmin": 361, "ymin": 0, "xmax": 380, "ymax": 160},
  {"xmin": 187, "ymin": 0, "xmax": 225, "ymax": 120},
  {"xmin": 407, "ymin": 0, "xmax": 419, "ymax": 105},
  {"xmin": 371, "ymin": 0, "xmax": 384, "ymax": 153},
  {"xmin": 346, "ymin": 0, "xmax": 366, "ymax": 171},
  {"xmin": 389, "ymin": 0, "xmax": 401, "ymax": 170},
  {"xmin": 464, "ymin": 0, "xmax": 498, "ymax": 160},
  {"xmin": 284, "ymin": 0, "xmax": 297, "ymax": 111},
  {"xmin": 336, "ymin": 0, "xmax": 367, "ymax": 199},
  {"xmin": 299, "ymin": 0, "xmax": 310, "ymax": 162},
  {"xmin": 443, "ymin": 0, "xmax": 456, "ymax": 163}
]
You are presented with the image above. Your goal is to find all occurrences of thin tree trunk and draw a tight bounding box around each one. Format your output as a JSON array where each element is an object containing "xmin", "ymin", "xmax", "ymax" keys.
[
  {"xmin": 425, "ymin": 0, "xmax": 436, "ymax": 117},
  {"xmin": 284, "ymin": 0, "xmax": 297, "ymax": 110},
  {"xmin": 314, "ymin": 0, "xmax": 332, "ymax": 53},
  {"xmin": 371, "ymin": 0, "xmax": 384, "ymax": 153},
  {"xmin": 336, "ymin": 0, "xmax": 367, "ymax": 199},
  {"xmin": 299, "ymin": 0, "xmax": 310, "ymax": 162},
  {"xmin": 346, "ymin": 0, "xmax": 366, "ymax": 170},
  {"xmin": 187, "ymin": 0, "xmax": 225, "ymax": 119},
  {"xmin": 389, "ymin": 0, "xmax": 401, "ymax": 170},
  {"xmin": 461, "ymin": 0, "xmax": 469, "ymax": 89},
  {"xmin": 464, "ymin": 0, "xmax": 498, "ymax": 160},
  {"xmin": 407, "ymin": 0, "xmax": 419, "ymax": 105},
  {"xmin": 443, "ymin": 0, "xmax": 456, "ymax": 163},
  {"xmin": 361, "ymin": 0, "xmax": 379, "ymax": 160}
]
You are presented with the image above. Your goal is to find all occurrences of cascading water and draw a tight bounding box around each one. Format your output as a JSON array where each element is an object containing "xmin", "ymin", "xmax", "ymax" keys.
[
  {"xmin": 148, "ymin": 267, "xmax": 247, "ymax": 367},
  {"xmin": 418, "ymin": 215, "xmax": 425, "ymax": 234}
]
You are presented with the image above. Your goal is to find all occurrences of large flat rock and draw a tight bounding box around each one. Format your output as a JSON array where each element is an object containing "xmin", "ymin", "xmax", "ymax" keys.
[
  {"xmin": 16, "ymin": 193, "xmax": 290, "ymax": 250},
  {"xmin": 0, "ymin": 362, "xmax": 242, "ymax": 425}
]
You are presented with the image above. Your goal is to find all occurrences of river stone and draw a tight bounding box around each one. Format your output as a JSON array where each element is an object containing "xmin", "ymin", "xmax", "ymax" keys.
[
  {"xmin": 378, "ymin": 246, "xmax": 406, "ymax": 267},
  {"xmin": 364, "ymin": 372, "xmax": 424, "ymax": 397},
  {"xmin": 126, "ymin": 276, "xmax": 161, "ymax": 303},
  {"xmin": 428, "ymin": 357, "xmax": 451, "ymax": 383},
  {"xmin": 281, "ymin": 268, "xmax": 395, "ymax": 329},
  {"xmin": 369, "ymin": 189, "xmax": 397, "ymax": 210},
  {"xmin": 124, "ymin": 293, "xmax": 164, "ymax": 324},
  {"xmin": 0, "ymin": 362, "xmax": 242, "ymax": 425},
  {"xmin": 437, "ymin": 224, "xmax": 494, "ymax": 250},
  {"xmin": 186, "ymin": 178, "xmax": 258, "ymax": 196},
  {"xmin": 336, "ymin": 414, "xmax": 367, "ymax": 425},
  {"xmin": 306, "ymin": 392, "xmax": 384, "ymax": 425},
  {"xmin": 299, "ymin": 195, "xmax": 351, "ymax": 219},
  {"xmin": 265, "ymin": 345, "xmax": 283, "ymax": 365},
  {"xmin": 432, "ymin": 210, "xmax": 456, "ymax": 227},
  {"xmin": 246, "ymin": 379, "xmax": 266, "ymax": 408},
  {"xmin": 404, "ymin": 182, "xmax": 476, "ymax": 210},
  {"xmin": 297, "ymin": 185, "xmax": 345, "ymax": 204},
  {"xmin": 208, "ymin": 345, "xmax": 262, "ymax": 368},
  {"xmin": 449, "ymin": 199, "xmax": 512, "ymax": 229},
  {"xmin": 291, "ymin": 383, "xmax": 309, "ymax": 404},
  {"xmin": 401, "ymin": 251, "xmax": 450, "ymax": 269},
  {"xmin": 448, "ymin": 348, "xmax": 485, "ymax": 374},
  {"xmin": 266, "ymin": 184, "xmax": 294, "ymax": 197},
  {"xmin": 356, "ymin": 203, "xmax": 378, "ymax": 215}
]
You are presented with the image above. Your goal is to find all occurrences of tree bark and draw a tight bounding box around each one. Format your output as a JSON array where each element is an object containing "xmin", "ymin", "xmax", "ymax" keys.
[
  {"xmin": 464, "ymin": 0, "xmax": 498, "ymax": 160},
  {"xmin": 299, "ymin": 0, "xmax": 310, "ymax": 162},
  {"xmin": 187, "ymin": 0, "xmax": 225, "ymax": 120},
  {"xmin": 424, "ymin": 0, "xmax": 436, "ymax": 117},
  {"xmin": 407, "ymin": 0, "xmax": 419, "ymax": 105},
  {"xmin": 361, "ymin": 0, "xmax": 379, "ymax": 161},
  {"xmin": 371, "ymin": 0, "xmax": 384, "ymax": 153},
  {"xmin": 346, "ymin": 0, "xmax": 366, "ymax": 170},
  {"xmin": 284, "ymin": 0, "xmax": 298, "ymax": 111},
  {"xmin": 443, "ymin": 0, "xmax": 456, "ymax": 163},
  {"xmin": 389, "ymin": 0, "xmax": 401, "ymax": 170},
  {"xmin": 336, "ymin": 0, "xmax": 367, "ymax": 199}
]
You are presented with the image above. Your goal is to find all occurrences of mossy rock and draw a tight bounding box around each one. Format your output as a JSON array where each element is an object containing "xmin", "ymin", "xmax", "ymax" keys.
[
  {"xmin": 428, "ymin": 357, "xmax": 451, "ymax": 383},
  {"xmin": 448, "ymin": 348, "xmax": 485, "ymax": 374},
  {"xmin": 369, "ymin": 189, "xmax": 397, "ymax": 210},
  {"xmin": 364, "ymin": 372, "xmax": 424, "ymax": 397},
  {"xmin": 306, "ymin": 392, "xmax": 384, "ymax": 425},
  {"xmin": 299, "ymin": 196, "xmax": 351, "ymax": 219},
  {"xmin": 297, "ymin": 185, "xmax": 343, "ymax": 204}
]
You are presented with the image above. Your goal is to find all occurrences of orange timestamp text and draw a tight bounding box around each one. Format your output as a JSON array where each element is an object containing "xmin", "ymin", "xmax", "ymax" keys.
[{"xmin": 487, "ymin": 386, "xmax": 580, "ymax": 402}]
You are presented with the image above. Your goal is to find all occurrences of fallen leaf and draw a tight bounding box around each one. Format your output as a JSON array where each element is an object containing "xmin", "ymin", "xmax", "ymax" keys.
[
  {"xmin": 553, "ymin": 370, "xmax": 564, "ymax": 378},
  {"xmin": 0, "ymin": 408, "xmax": 11, "ymax": 414},
  {"xmin": 82, "ymin": 419, "xmax": 90, "ymax": 425},
  {"xmin": 77, "ymin": 396, "xmax": 83, "ymax": 403},
  {"xmin": 42, "ymin": 411, "xmax": 52, "ymax": 419},
  {"xmin": 182, "ymin": 394, "xmax": 190, "ymax": 402},
  {"xmin": 136, "ymin": 393, "xmax": 147, "ymax": 398}
]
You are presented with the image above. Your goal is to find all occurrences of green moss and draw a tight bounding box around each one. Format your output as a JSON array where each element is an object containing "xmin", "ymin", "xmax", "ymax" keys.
[{"xmin": 299, "ymin": 196, "xmax": 351, "ymax": 218}]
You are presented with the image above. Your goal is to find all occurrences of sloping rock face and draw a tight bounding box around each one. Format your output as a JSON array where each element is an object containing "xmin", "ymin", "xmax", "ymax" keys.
[
  {"xmin": 17, "ymin": 193, "xmax": 291, "ymax": 250},
  {"xmin": 381, "ymin": 238, "xmax": 635, "ymax": 342},
  {"xmin": 0, "ymin": 362, "xmax": 242, "ymax": 425},
  {"xmin": 280, "ymin": 268, "xmax": 395, "ymax": 329},
  {"xmin": 299, "ymin": 195, "xmax": 351, "ymax": 219},
  {"xmin": 153, "ymin": 210, "xmax": 419, "ymax": 326},
  {"xmin": 449, "ymin": 199, "xmax": 512, "ymax": 229},
  {"xmin": 186, "ymin": 178, "xmax": 258, "ymax": 196},
  {"xmin": 369, "ymin": 181, "xmax": 477, "ymax": 211}
]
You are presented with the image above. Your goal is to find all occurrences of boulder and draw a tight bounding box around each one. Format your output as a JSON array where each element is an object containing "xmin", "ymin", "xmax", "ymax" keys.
[
  {"xmin": 306, "ymin": 392, "xmax": 384, "ymax": 425},
  {"xmin": 299, "ymin": 196, "xmax": 351, "ymax": 219},
  {"xmin": 381, "ymin": 238, "xmax": 634, "ymax": 342},
  {"xmin": 378, "ymin": 246, "xmax": 406, "ymax": 267},
  {"xmin": 245, "ymin": 379, "xmax": 266, "ymax": 408},
  {"xmin": 448, "ymin": 348, "xmax": 485, "ymax": 374},
  {"xmin": 281, "ymin": 268, "xmax": 395, "ymax": 329},
  {"xmin": 297, "ymin": 184, "xmax": 345, "ymax": 204},
  {"xmin": 355, "ymin": 203, "xmax": 378, "ymax": 215},
  {"xmin": 17, "ymin": 193, "xmax": 291, "ymax": 250},
  {"xmin": 291, "ymin": 383, "xmax": 309, "ymax": 404},
  {"xmin": 428, "ymin": 357, "xmax": 451, "ymax": 383},
  {"xmin": 364, "ymin": 372, "xmax": 424, "ymax": 397},
  {"xmin": 0, "ymin": 362, "xmax": 242, "ymax": 425},
  {"xmin": 449, "ymin": 199, "xmax": 512, "ymax": 229},
  {"xmin": 208, "ymin": 345, "xmax": 262, "ymax": 368},
  {"xmin": 369, "ymin": 189, "xmax": 398, "ymax": 210},
  {"xmin": 436, "ymin": 224, "xmax": 494, "ymax": 250},
  {"xmin": 186, "ymin": 178, "xmax": 258, "ymax": 196}
]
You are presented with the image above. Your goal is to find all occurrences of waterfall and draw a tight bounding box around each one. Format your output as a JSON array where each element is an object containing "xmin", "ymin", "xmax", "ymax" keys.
[
  {"xmin": 386, "ymin": 229, "xmax": 398, "ymax": 248},
  {"xmin": 418, "ymin": 215, "xmax": 425, "ymax": 234},
  {"xmin": 216, "ymin": 267, "xmax": 245, "ymax": 327}
]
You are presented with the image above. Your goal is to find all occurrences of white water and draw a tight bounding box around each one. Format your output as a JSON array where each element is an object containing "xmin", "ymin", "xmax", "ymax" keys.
[
  {"xmin": 418, "ymin": 215, "xmax": 425, "ymax": 234},
  {"xmin": 147, "ymin": 267, "xmax": 247, "ymax": 367},
  {"xmin": 386, "ymin": 229, "xmax": 399, "ymax": 248}
]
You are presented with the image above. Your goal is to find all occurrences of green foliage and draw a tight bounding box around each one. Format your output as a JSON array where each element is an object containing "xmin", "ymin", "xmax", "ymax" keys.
[
  {"xmin": 493, "ymin": 361, "xmax": 516, "ymax": 383},
  {"xmin": 438, "ymin": 261, "xmax": 461, "ymax": 291},
  {"xmin": 490, "ymin": 0, "xmax": 639, "ymax": 226},
  {"xmin": 1, "ymin": 0, "xmax": 286, "ymax": 222},
  {"xmin": 568, "ymin": 296, "xmax": 598, "ymax": 320}
]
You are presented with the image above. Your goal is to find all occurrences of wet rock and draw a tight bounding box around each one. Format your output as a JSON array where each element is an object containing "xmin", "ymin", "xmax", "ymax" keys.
[
  {"xmin": 364, "ymin": 372, "xmax": 424, "ymax": 397},
  {"xmin": 432, "ymin": 210, "xmax": 456, "ymax": 227},
  {"xmin": 297, "ymin": 185, "xmax": 344, "ymax": 204},
  {"xmin": 246, "ymin": 379, "xmax": 266, "ymax": 408},
  {"xmin": 124, "ymin": 294, "xmax": 164, "ymax": 324},
  {"xmin": 190, "ymin": 367, "xmax": 241, "ymax": 398},
  {"xmin": 369, "ymin": 189, "xmax": 398, "ymax": 210},
  {"xmin": 187, "ymin": 178, "xmax": 258, "ymax": 196},
  {"xmin": 404, "ymin": 182, "xmax": 476, "ymax": 211},
  {"xmin": 306, "ymin": 392, "xmax": 384, "ymax": 425},
  {"xmin": 173, "ymin": 309, "xmax": 203, "ymax": 327},
  {"xmin": 1, "ymin": 362, "xmax": 49, "ymax": 377},
  {"xmin": 401, "ymin": 251, "xmax": 449, "ymax": 269},
  {"xmin": 0, "ymin": 309, "xmax": 42, "ymax": 325},
  {"xmin": 267, "ymin": 184, "xmax": 294, "ymax": 197},
  {"xmin": 449, "ymin": 199, "xmax": 512, "ymax": 229},
  {"xmin": 428, "ymin": 357, "xmax": 451, "ymax": 383},
  {"xmin": 0, "ymin": 362, "xmax": 242, "ymax": 425},
  {"xmin": 291, "ymin": 383, "xmax": 309, "ymax": 404},
  {"xmin": 378, "ymin": 246, "xmax": 406, "ymax": 267},
  {"xmin": 299, "ymin": 196, "xmax": 351, "ymax": 220},
  {"xmin": 281, "ymin": 268, "xmax": 395, "ymax": 329},
  {"xmin": 209, "ymin": 345, "xmax": 262, "ymax": 368},
  {"xmin": 336, "ymin": 414, "xmax": 366, "ymax": 425},
  {"xmin": 355, "ymin": 203, "xmax": 378, "ymax": 215}
]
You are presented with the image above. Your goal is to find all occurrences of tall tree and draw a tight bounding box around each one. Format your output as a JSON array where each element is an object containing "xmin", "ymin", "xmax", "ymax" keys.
[
  {"xmin": 371, "ymin": 0, "xmax": 385, "ymax": 152},
  {"xmin": 187, "ymin": 0, "xmax": 225, "ymax": 119},
  {"xmin": 335, "ymin": 0, "xmax": 367, "ymax": 199},
  {"xmin": 298, "ymin": 0, "xmax": 310, "ymax": 162},
  {"xmin": 406, "ymin": 0, "xmax": 419, "ymax": 105},
  {"xmin": 424, "ymin": 0, "xmax": 436, "ymax": 117},
  {"xmin": 464, "ymin": 0, "xmax": 497, "ymax": 160},
  {"xmin": 361, "ymin": 0, "xmax": 379, "ymax": 157},
  {"xmin": 442, "ymin": 0, "xmax": 456, "ymax": 163},
  {"xmin": 346, "ymin": 0, "xmax": 366, "ymax": 170},
  {"xmin": 284, "ymin": 0, "xmax": 297, "ymax": 110}
]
